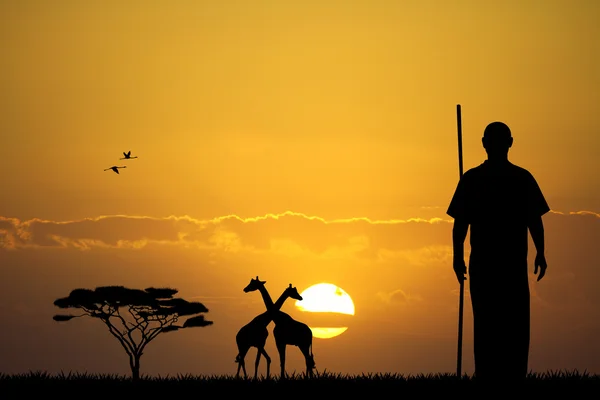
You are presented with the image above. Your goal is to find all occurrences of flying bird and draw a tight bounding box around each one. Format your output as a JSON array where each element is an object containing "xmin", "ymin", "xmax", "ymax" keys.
[
  {"xmin": 120, "ymin": 151, "xmax": 138, "ymax": 159},
  {"xmin": 104, "ymin": 166, "xmax": 127, "ymax": 174}
]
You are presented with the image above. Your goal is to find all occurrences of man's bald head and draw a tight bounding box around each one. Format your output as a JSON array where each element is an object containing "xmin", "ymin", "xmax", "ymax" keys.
[
  {"xmin": 484, "ymin": 122, "xmax": 512, "ymax": 140},
  {"xmin": 482, "ymin": 121, "xmax": 513, "ymax": 160}
]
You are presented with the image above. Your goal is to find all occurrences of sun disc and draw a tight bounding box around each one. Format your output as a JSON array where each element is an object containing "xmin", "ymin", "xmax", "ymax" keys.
[
  {"xmin": 295, "ymin": 283, "xmax": 355, "ymax": 315},
  {"xmin": 295, "ymin": 283, "xmax": 355, "ymax": 339},
  {"xmin": 310, "ymin": 327, "xmax": 348, "ymax": 339}
]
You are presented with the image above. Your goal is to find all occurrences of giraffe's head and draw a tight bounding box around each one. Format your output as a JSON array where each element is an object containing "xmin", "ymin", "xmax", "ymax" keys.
[
  {"xmin": 285, "ymin": 283, "xmax": 303, "ymax": 301},
  {"xmin": 243, "ymin": 276, "xmax": 266, "ymax": 293}
]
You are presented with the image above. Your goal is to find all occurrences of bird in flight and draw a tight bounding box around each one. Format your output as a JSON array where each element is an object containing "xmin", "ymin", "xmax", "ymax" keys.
[
  {"xmin": 120, "ymin": 151, "xmax": 138, "ymax": 160},
  {"xmin": 104, "ymin": 166, "xmax": 127, "ymax": 174}
]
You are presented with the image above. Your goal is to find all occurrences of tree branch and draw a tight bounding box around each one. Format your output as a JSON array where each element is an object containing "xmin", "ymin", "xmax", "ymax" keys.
[
  {"xmin": 127, "ymin": 306, "xmax": 151, "ymax": 332},
  {"xmin": 102, "ymin": 318, "xmax": 135, "ymax": 358},
  {"xmin": 128, "ymin": 306, "xmax": 144, "ymax": 325},
  {"xmin": 138, "ymin": 314, "xmax": 178, "ymax": 355},
  {"xmin": 116, "ymin": 308, "xmax": 139, "ymax": 353}
]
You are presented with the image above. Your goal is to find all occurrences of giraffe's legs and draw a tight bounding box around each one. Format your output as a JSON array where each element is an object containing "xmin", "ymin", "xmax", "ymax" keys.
[
  {"xmin": 253, "ymin": 347, "xmax": 265, "ymax": 379},
  {"xmin": 236, "ymin": 358, "xmax": 247, "ymax": 379},
  {"xmin": 235, "ymin": 348, "xmax": 249, "ymax": 379},
  {"xmin": 299, "ymin": 345, "xmax": 315, "ymax": 378},
  {"xmin": 276, "ymin": 342, "xmax": 287, "ymax": 379},
  {"xmin": 258, "ymin": 347, "xmax": 271, "ymax": 379}
]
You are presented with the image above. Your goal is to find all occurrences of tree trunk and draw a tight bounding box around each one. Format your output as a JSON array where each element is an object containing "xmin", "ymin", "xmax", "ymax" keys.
[{"xmin": 130, "ymin": 355, "xmax": 141, "ymax": 381}]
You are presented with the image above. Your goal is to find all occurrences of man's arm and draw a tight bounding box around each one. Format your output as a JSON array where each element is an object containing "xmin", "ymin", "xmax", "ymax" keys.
[
  {"xmin": 452, "ymin": 217, "xmax": 469, "ymax": 283},
  {"xmin": 528, "ymin": 215, "xmax": 547, "ymax": 281}
]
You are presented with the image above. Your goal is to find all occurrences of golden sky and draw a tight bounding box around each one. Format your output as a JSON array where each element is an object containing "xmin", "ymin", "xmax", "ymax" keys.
[{"xmin": 1, "ymin": 0, "xmax": 599, "ymax": 377}]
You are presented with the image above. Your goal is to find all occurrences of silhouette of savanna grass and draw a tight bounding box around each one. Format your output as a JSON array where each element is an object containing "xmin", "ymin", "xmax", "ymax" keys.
[{"xmin": 1, "ymin": 370, "xmax": 598, "ymax": 395}]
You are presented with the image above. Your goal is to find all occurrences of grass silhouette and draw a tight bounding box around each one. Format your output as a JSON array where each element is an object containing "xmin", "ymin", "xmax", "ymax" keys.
[{"xmin": 1, "ymin": 369, "xmax": 598, "ymax": 395}]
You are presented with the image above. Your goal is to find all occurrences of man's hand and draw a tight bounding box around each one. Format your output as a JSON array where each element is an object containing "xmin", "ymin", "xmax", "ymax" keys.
[
  {"xmin": 534, "ymin": 253, "xmax": 547, "ymax": 281},
  {"xmin": 453, "ymin": 258, "xmax": 467, "ymax": 284}
]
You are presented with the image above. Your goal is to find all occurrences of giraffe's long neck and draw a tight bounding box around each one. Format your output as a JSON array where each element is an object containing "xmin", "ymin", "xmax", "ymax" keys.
[
  {"xmin": 257, "ymin": 283, "xmax": 275, "ymax": 311},
  {"xmin": 258, "ymin": 285, "xmax": 290, "ymax": 313},
  {"xmin": 273, "ymin": 291, "xmax": 289, "ymax": 312}
]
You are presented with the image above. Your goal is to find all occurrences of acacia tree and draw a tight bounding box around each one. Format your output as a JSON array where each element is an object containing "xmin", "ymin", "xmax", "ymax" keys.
[{"xmin": 53, "ymin": 285, "xmax": 213, "ymax": 381}]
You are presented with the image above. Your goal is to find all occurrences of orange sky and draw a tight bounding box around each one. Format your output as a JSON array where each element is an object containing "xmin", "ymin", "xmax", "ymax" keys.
[{"xmin": 1, "ymin": 1, "xmax": 599, "ymax": 377}]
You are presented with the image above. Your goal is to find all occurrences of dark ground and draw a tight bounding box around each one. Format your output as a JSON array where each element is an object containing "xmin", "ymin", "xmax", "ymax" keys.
[{"xmin": 1, "ymin": 370, "xmax": 598, "ymax": 397}]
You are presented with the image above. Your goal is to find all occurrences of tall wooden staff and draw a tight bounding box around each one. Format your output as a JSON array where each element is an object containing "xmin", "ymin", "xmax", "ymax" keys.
[{"xmin": 456, "ymin": 104, "xmax": 464, "ymax": 377}]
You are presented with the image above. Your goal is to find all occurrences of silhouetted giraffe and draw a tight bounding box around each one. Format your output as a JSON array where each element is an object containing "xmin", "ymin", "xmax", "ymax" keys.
[
  {"xmin": 234, "ymin": 277, "xmax": 301, "ymax": 379},
  {"xmin": 249, "ymin": 282, "xmax": 316, "ymax": 378},
  {"xmin": 272, "ymin": 305, "xmax": 316, "ymax": 378}
]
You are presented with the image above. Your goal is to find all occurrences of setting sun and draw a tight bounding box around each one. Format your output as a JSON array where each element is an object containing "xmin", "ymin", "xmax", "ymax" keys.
[
  {"xmin": 295, "ymin": 283, "xmax": 355, "ymax": 339},
  {"xmin": 310, "ymin": 327, "xmax": 349, "ymax": 340},
  {"xmin": 296, "ymin": 283, "xmax": 355, "ymax": 315}
]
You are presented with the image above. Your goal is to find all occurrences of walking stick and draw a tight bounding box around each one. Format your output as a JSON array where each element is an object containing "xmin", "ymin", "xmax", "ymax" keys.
[{"xmin": 456, "ymin": 104, "xmax": 464, "ymax": 378}]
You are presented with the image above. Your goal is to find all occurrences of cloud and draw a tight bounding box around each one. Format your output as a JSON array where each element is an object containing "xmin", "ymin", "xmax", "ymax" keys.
[
  {"xmin": 551, "ymin": 210, "xmax": 600, "ymax": 218},
  {"xmin": 1, "ymin": 210, "xmax": 598, "ymax": 270},
  {"xmin": 0, "ymin": 212, "xmax": 452, "ymax": 260},
  {"xmin": 375, "ymin": 245, "xmax": 454, "ymax": 266},
  {"xmin": 186, "ymin": 296, "xmax": 243, "ymax": 305},
  {"xmin": 377, "ymin": 288, "xmax": 423, "ymax": 305}
]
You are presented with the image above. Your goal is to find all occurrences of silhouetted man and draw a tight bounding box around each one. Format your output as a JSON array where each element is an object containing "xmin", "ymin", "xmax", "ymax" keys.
[{"xmin": 447, "ymin": 121, "xmax": 550, "ymax": 383}]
